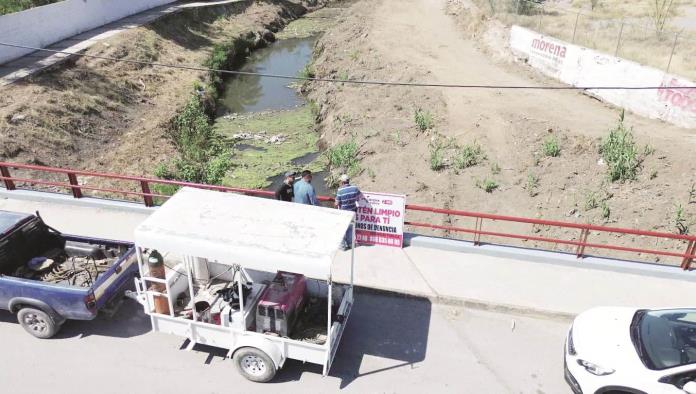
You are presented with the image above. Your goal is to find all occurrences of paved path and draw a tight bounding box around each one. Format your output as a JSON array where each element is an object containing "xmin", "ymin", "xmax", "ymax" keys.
[
  {"xmin": 0, "ymin": 291, "xmax": 570, "ymax": 393},
  {"xmin": 0, "ymin": 0, "xmax": 242, "ymax": 86},
  {"xmin": 2, "ymin": 193, "xmax": 694, "ymax": 318}
]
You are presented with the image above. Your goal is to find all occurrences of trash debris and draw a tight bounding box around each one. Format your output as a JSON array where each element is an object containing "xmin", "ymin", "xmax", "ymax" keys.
[
  {"xmin": 232, "ymin": 132, "xmax": 253, "ymax": 140},
  {"xmin": 9, "ymin": 114, "xmax": 27, "ymax": 124},
  {"xmin": 267, "ymin": 134, "xmax": 286, "ymax": 144},
  {"xmin": 232, "ymin": 132, "xmax": 287, "ymax": 145}
]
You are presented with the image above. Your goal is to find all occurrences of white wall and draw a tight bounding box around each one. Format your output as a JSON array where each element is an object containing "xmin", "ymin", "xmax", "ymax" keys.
[
  {"xmin": 509, "ymin": 25, "xmax": 696, "ymax": 129},
  {"xmin": 0, "ymin": 0, "xmax": 177, "ymax": 65}
]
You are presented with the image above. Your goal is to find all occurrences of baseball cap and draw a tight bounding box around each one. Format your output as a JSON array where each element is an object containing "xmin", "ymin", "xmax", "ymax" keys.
[
  {"xmin": 284, "ymin": 171, "xmax": 296, "ymax": 178},
  {"xmin": 340, "ymin": 174, "xmax": 349, "ymax": 182}
]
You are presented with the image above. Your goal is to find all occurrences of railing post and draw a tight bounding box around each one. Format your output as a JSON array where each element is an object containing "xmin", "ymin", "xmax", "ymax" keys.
[
  {"xmin": 681, "ymin": 240, "xmax": 695, "ymax": 270},
  {"xmin": 474, "ymin": 217, "xmax": 483, "ymax": 245},
  {"xmin": 575, "ymin": 228, "xmax": 590, "ymax": 258},
  {"xmin": 0, "ymin": 165, "xmax": 16, "ymax": 190},
  {"xmin": 141, "ymin": 181, "xmax": 154, "ymax": 207},
  {"xmin": 67, "ymin": 172, "xmax": 82, "ymax": 198}
]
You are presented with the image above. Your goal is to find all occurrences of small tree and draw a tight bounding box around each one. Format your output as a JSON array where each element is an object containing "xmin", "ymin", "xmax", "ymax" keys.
[{"xmin": 652, "ymin": 0, "xmax": 676, "ymax": 36}]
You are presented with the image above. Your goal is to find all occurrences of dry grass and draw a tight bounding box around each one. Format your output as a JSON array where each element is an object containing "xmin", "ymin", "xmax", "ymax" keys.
[{"xmin": 482, "ymin": 0, "xmax": 696, "ymax": 79}]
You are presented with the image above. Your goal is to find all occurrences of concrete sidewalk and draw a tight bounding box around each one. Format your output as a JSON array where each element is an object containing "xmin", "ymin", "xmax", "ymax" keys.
[
  {"xmin": 0, "ymin": 0, "xmax": 242, "ymax": 86},
  {"xmin": 2, "ymin": 192, "xmax": 695, "ymax": 319}
]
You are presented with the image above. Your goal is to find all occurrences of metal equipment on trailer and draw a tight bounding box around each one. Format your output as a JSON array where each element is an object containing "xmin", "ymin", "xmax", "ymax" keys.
[{"xmin": 131, "ymin": 187, "xmax": 355, "ymax": 382}]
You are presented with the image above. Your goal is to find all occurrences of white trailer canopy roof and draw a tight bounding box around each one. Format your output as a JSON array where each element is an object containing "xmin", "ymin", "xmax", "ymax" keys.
[{"xmin": 134, "ymin": 187, "xmax": 354, "ymax": 278}]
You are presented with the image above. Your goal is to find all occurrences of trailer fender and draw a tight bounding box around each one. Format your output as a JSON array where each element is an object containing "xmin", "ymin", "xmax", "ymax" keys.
[
  {"xmin": 8, "ymin": 298, "xmax": 65, "ymax": 325},
  {"xmin": 231, "ymin": 336, "xmax": 284, "ymax": 370}
]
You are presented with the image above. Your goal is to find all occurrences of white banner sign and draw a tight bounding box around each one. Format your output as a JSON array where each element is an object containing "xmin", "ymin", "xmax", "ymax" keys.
[{"xmin": 355, "ymin": 192, "xmax": 405, "ymax": 248}]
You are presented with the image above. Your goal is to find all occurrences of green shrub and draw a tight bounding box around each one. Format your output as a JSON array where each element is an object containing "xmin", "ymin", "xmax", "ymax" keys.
[
  {"xmin": 158, "ymin": 96, "xmax": 232, "ymax": 185},
  {"xmin": 0, "ymin": 0, "xmax": 58, "ymax": 15},
  {"xmin": 299, "ymin": 64, "xmax": 316, "ymax": 79},
  {"xmin": 542, "ymin": 135, "xmax": 560, "ymax": 157},
  {"xmin": 491, "ymin": 162, "xmax": 501, "ymax": 175},
  {"xmin": 429, "ymin": 144, "xmax": 444, "ymax": 171},
  {"xmin": 584, "ymin": 191, "xmax": 600, "ymax": 210},
  {"xmin": 454, "ymin": 143, "xmax": 486, "ymax": 169},
  {"xmin": 204, "ymin": 37, "xmax": 254, "ymax": 88},
  {"xmin": 325, "ymin": 139, "xmax": 361, "ymax": 181},
  {"xmin": 476, "ymin": 178, "xmax": 498, "ymax": 193},
  {"xmin": 526, "ymin": 173, "xmax": 539, "ymax": 197},
  {"xmin": 414, "ymin": 109, "xmax": 435, "ymax": 132},
  {"xmin": 601, "ymin": 201, "xmax": 611, "ymax": 220},
  {"xmin": 675, "ymin": 204, "xmax": 689, "ymax": 235},
  {"xmin": 600, "ymin": 111, "xmax": 639, "ymax": 182}
]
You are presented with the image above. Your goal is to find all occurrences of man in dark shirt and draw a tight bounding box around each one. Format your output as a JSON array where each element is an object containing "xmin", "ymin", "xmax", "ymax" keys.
[{"xmin": 275, "ymin": 171, "xmax": 295, "ymax": 202}]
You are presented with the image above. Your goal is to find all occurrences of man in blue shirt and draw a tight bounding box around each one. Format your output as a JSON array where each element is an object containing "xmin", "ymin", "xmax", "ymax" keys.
[
  {"xmin": 293, "ymin": 170, "xmax": 319, "ymax": 206},
  {"xmin": 335, "ymin": 174, "xmax": 362, "ymax": 250}
]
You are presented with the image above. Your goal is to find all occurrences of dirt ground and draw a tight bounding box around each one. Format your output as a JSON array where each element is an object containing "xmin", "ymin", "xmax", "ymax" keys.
[
  {"xmin": 308, "ymin": 0, "xmax": 696, "ymax": 263},
  {"xmin": 0, "ymin": 0, "xmax": 311, "ymax": 177}
]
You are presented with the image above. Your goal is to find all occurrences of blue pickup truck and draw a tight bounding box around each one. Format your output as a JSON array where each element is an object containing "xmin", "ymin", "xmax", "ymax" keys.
[{"xmin": 0, "ymin": 210, "xmax": 138, "ymax": 338}]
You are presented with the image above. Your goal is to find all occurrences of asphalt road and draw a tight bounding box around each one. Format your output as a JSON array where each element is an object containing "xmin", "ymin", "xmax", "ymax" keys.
[{"xmin": 0, "ymin": 291, "xmax": 570, "ymax": 394}]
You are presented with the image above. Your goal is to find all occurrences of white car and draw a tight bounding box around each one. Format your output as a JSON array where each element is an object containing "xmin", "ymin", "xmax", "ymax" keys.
[{"xmin": 565, "ymin": 307, "xmax": 696, "ymax": 394}]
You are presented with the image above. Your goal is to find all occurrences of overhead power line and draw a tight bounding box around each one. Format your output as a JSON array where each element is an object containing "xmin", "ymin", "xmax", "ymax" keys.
[{"xmin": 0, "ymin": 41, "xmax": 694, "ymax": 91}]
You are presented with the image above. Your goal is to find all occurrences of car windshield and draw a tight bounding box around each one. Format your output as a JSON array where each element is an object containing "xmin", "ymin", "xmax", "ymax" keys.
[{"xmin": 632, "ymin": 309, "xmax": 696, "ymax": 370}]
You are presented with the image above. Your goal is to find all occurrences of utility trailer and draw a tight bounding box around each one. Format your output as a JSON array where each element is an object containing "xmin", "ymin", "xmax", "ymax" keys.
[{"xmin": 131, "ymin": 187, "xmax": 355, "ymax": 382}]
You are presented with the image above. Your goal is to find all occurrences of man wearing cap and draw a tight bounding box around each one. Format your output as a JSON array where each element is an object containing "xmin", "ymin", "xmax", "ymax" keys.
[
  {"xmin": 335, "ymin": 174, "xmax": 363, "ymax": 250},
  {"xmin": 293, "ymin": 170, "xmax": 319, "ymax": 206},
  {"xmin": 275, "ymin": 171, "xmax": 295, "ymax": 202}
]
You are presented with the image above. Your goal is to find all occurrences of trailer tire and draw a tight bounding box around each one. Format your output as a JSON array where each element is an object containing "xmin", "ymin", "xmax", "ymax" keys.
[
  {"xmin": 17, "ymin": 307, "xmax": 59, "ymax": 339},
  {"xmin": 233, "ymin": 347, "xmax": 277, "ymax": 383}
]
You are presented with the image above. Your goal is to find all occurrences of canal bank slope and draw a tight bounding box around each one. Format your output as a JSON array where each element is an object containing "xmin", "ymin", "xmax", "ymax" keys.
[
  {"xmin": 307, "ymin": 0, "xmax": 696, "ymax": 263},
  {"xmin": 0, "ymin": 0, "xmax": 320, "ymax": 178}
]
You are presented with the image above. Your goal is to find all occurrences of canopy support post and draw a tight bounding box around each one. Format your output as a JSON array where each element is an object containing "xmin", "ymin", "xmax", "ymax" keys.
[{"xmin": 351, "ymin": 217, "xmax": 355, "ymax": 288}]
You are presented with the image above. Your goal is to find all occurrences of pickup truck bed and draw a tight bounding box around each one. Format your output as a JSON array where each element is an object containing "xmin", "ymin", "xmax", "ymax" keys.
[{"xmin": 0, "ymin": 210, "xmax": 137, "ymax": 338}]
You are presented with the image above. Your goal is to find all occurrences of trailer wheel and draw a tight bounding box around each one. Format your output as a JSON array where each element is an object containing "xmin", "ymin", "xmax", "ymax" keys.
[
  {"xmin": 233, "ymin": 347, "xmax": 277, "ymax": 383},
  {"xmin": 17, "ymin": 308, "xmax": 59, "ymax": 339}
]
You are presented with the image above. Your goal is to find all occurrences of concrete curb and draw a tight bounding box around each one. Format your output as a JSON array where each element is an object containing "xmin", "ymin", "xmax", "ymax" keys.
[
  {"xmin": 0, "ymin": 189, "xmax": 156, "ymax": 214},
  {"xmin": 404, "ymin": 233, "xmax": 696, "ymax": 282}
]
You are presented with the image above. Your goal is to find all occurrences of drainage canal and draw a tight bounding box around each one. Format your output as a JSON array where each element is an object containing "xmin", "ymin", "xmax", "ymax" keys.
[{"xmin": 213, "ymin": 33, "xmax": 330, "ymax": 198}]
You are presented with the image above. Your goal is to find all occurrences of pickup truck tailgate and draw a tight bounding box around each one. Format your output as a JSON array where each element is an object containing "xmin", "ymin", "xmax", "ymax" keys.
[{"xmin": 89, "ymin": 245, "xmax": 138, "ymax": 309}]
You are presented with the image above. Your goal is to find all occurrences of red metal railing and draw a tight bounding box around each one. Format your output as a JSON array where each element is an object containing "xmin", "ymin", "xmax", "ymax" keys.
[{"xmin": 1, "ymin": 161, "xmax": 695, "ymax": 269}]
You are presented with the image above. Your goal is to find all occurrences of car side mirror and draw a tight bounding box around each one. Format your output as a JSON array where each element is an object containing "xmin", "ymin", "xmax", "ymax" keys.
[{"xmin": 683, "ymin": 381, "xmax": 696, "ymax": 394}]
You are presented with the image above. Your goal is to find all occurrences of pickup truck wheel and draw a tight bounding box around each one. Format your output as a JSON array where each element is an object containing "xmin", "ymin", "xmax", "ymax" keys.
[
  {"xmin": 233, "ymin": 347, "xmax": 276, "ymax": 383},
  {"xmin": 17, "ymin": 308, "xmax": 58, "ymax": 339}
]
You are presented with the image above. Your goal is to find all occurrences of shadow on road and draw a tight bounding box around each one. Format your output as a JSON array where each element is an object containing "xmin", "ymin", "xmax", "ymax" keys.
[
  {"xmin": 54, "ymin": 299, "xmax": 152, "ymax": 339},
  {"xmin": 269, "ymin": 291, "xmax": 431, "ymax": 388},
  {"xmin": 183, "ymin": 291, "xmax": 432, "ymax": 388},
  {"xmin": 0, "ymin": 298, "xmax": 151, "ymax": 339}
]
